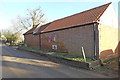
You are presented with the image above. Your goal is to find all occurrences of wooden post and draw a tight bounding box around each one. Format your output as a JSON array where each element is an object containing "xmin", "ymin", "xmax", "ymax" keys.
[{"xmin": 82, "ymin": 47, "xmax": 86, "ymax": 62}]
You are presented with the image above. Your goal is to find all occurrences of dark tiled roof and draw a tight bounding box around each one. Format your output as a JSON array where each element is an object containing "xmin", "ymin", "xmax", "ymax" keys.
[
  {"xmin": 23, "ymin": 22, "xmax": 51, "ymax": 35},
  {"xmin": 23, "ymin": 26, "xmax": 37, "ymax": 35},
  {"xmin": 43, "ymin": 2, "xmax": 111, "ymax": 32},
  {"xmin": 35, "ymin": 22, "xmax": 51, "ymax": 34},
  {"xmin": 23, "ymin": 23, "xmax": 40, "ymax": 35}
]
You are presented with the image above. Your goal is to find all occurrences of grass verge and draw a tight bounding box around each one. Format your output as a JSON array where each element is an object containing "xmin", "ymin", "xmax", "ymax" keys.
[
  {"xmin": 19, "ymin": 46, "xmax": 93, "ymax": 62},
  {"xmin": 103, "ymin": 56, "xmax": 119, "ymax": 63},
  {"xmin": 103, "ymin": 56, "xmax": 119, "ymax": 71},
  {"xmin": 19, "ymin": 46, "xmax": 49, "ymax": 54},
  {"xmin": 49, "ymin": 52, "xmax": 93, "ymax": 62}
]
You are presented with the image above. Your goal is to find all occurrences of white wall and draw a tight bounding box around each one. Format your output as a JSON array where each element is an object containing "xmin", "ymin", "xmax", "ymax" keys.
[
  {"xmin": 98, "ymin": 3, "xmax": 119, "ymax": 60},
  {"xmin": 99, "ymin": 3, "xmax": 118, "ymax": 28}
]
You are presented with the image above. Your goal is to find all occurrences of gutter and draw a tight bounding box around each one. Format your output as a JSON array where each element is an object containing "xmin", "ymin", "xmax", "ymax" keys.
[
  {"xmin": 40, "ymin": 22, "xmax": 98, "ymax": 34},
  {"xmin": 39, "ymin": 33, "xmax": 41, "ymax": 49},
  {"xmin": 93, "ymin": 23, "xmax": 97, "ymax": 60}
]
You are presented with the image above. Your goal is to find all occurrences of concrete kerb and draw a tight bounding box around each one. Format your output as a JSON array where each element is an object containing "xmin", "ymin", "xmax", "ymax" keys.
[{"xmin": 18, "ymin": 47, "xmax": 101, "ymax": 70}]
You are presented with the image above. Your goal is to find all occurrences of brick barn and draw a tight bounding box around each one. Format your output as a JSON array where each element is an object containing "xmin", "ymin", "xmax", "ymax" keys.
[{"xmin": 24, "ymin": 2, "xmax": 118, "ymax": 61}]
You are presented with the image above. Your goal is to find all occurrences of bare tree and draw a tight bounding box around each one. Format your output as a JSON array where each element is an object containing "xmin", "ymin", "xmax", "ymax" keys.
[
  {"xmin": 17, "ymin": 6, "xmax": 46, "ymax": 30},
  {"xmin": 7, "ymin": 6, "xmax": 46, "ymax": 43}
]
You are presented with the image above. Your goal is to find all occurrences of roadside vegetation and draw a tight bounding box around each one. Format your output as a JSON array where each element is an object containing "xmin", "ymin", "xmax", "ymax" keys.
[
  {"xmin": 18, "ymin": 45, "xmax": 119, "ymax": 77},
  {"xmin": 103, "ymin": 56, "xmax": 119, "ymax": 63},
  {"xmin": 19, "ymin": 46, "xmax": 93, "ymax": 62},
  {"xmin": 49, "ymin": 52, "xmax": 93, "ymax": 62},
  {"xmin": 102, "ymin": 56, "xmax": 119, "ymax": 71},
  {"xmin": 19, "ymin": 45, "xmax": 119, "ymax": 71},
  {"xmin": 19, "ymin": 45, "xmax": 49, "ymax": 53}
]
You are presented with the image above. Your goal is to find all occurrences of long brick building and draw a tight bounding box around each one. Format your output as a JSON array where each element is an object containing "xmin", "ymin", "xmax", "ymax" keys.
[{"xmin": 24, "ymin": 2, "xmax": 118, "ymax": 61}]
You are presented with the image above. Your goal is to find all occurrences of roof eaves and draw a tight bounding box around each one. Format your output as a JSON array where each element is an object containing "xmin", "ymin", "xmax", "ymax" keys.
[
  {"xmin": 43, "ymin": 2, "xmax": 112, "ymax": 33},
  {"xmin": 23, "ymin": 32, "xmax": 33, "ymax": 35},
  {"xmin": 41, "ymin": 22, "xmax": 97, "ymax": 34}
]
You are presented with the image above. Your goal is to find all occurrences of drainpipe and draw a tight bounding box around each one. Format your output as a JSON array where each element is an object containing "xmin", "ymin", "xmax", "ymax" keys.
[
  {"xmin": 39, "ymin": 33, "xmax": 41, "ymax": 49},
  {"xmin": 93, "ymin": 23, "xmax": 97, "ymax": 60}
]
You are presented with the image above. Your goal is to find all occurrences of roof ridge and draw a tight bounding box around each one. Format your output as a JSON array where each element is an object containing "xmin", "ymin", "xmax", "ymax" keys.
[
  {"xmin": 43, "ymin": 2, "xmax": 112, "ymax": 32},
  {"xmin": 51, "ymin": 2, "xmax": 112, "ymax": 23},
  {"xmin": 24, "ymin": 2, "xmax": 112, "ymax": 34},
  {"xmin": 93, "ymin": 2, "xmax": 112, "ymax": 22}
]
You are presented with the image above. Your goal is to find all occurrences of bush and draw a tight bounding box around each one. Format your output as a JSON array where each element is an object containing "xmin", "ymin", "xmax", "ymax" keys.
[{"xmin": 6, "ymin": 43, "xmax": 10, "ymax": 46}]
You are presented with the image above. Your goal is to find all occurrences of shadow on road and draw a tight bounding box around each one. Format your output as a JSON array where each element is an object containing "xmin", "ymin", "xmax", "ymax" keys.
[{"xmin": 2, "ymin": 45, "xmax": 73, "ymax": 78}]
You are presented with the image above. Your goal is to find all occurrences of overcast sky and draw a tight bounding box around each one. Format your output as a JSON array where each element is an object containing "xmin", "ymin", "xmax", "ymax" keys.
[{"xmin": 0, "ymin": 0, "xmax": 118, "ymax": 30}]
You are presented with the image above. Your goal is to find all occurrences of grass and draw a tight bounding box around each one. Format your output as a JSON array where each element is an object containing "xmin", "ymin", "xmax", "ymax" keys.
[
  {"xmin": 19, "ymin": 46, "xmax": 49, "ymax": 53},
  {"xmin": 103, "ymin": 56, "xmax": 119, "ymax": 63},
  {"xmin": 103, "ymin": 56, "xmax": 119, "ymax": 71},
  {"xmin": 49, "ymin": 52, "xmax": 81, "ymax": 58},
  {"xmin": 49, "ymin": 52, "xmax": 93, "ymax": 62},
  {"xmin": 19, "ymin": 46, "xmax": 93, "ymax": 62}
]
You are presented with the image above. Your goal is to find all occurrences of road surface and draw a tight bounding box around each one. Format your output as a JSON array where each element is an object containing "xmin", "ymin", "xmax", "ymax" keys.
[{"xmin": 1, "ymin": 42, "xmax": 112, "ymax": 78}]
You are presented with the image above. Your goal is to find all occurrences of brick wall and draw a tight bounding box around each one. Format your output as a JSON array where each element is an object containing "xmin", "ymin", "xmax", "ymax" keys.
[
  {"xmin": 41, "ymin": 24, "xmax": 99, "ymax": 57},
  {"xmin": 24, "ymin": 34, "xmax": 40, "ymax": 48}
]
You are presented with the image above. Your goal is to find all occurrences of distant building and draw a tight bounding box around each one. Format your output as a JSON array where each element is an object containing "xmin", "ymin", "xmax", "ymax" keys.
[{"xmin": 24, "ymin": 2, "xmax": 118, "ymax": 61}]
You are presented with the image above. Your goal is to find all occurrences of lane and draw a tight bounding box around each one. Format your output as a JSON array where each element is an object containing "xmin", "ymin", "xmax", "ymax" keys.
[
  {"xmin": 0, "ymin": 42, "xmax": 2, "ymax": 79},
  {"xmin": 2, "ymin": 43, "xmax": 111, "ymax": 78}
]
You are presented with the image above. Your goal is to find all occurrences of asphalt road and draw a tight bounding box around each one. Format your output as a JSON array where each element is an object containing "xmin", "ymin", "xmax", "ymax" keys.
[{"xmin": 1, "ymin": 43, "xmax": 112, "ymax": 78}]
